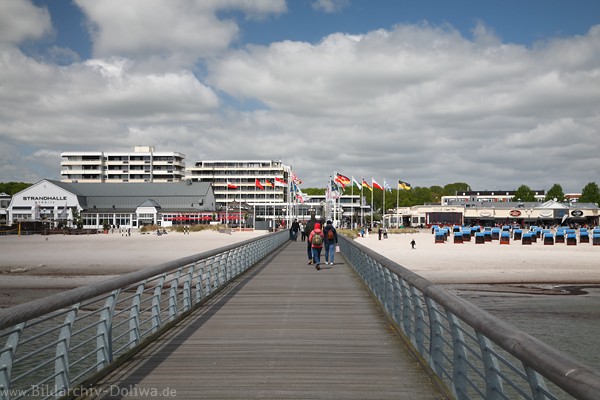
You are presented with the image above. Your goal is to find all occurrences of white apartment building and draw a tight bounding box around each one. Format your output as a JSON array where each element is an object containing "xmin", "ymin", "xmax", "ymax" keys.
[
  {"xmin": 61, "ymin": 146, "xmax": 185, "ymax": 183},
  {"xmin": 186, "ymin": 160, "xmax": 291, "ymax": 207}
]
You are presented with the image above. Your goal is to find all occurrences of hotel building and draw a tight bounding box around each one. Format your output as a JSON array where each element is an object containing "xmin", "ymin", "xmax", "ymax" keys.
[{"xmin": 61, "ymin": 146, "xmax": 186, "ymax": 183}]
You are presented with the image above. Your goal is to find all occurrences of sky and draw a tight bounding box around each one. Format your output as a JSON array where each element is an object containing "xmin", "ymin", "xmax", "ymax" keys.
[{"xmin": 1, "ymin": 0, "xmax": 599, "ymax": 193}]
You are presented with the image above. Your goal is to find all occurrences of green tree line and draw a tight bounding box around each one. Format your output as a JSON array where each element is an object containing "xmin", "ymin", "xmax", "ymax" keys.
[
  {"xmin": 306, "ymin": 181, "xmax": 600, "ymax": 213},
  {"xmin": 0, "ymin": 182, "xmax": 33, "ymax": 196}
]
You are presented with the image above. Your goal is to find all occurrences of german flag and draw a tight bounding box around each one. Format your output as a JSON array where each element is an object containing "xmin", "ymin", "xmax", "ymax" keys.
[{"xmin": 362, "ymin": 178, "xmax": 372, "ymax": 191}]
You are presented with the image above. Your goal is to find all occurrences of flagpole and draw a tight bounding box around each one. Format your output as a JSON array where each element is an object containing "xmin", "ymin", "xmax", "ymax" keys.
[
  {"xmin": 238, "ymin": 182, "xmax": 242, "ymax": 232},
  {"xmin": 371, "ymin": 177, "xmax": 375, "ymax": 228},
  {"xmin": 226, "ymin": 183, "xmax": 229, "ymax": 228},
  {"xmin": 351, "ymin": 176, "xmax": 354, "ymax": 230},
  {"xmin": 396, "ymin": 180, "xmax": 400, "ymax": 229},
  {"xmin": 383, "ymin": 179, "xmax": 386, "ymax": 228}
]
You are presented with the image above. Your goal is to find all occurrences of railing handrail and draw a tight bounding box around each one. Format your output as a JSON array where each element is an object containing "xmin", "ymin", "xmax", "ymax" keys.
[
  {"xmin": 342, "ymin": 235, "xmax": 600, "ymax": 400},
  {"xmin": 0, "ymin": 232, "xmax": 274, "ymax": 330}
]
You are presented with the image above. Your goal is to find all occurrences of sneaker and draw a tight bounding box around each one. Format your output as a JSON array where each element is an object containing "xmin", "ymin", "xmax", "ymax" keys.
[
  {"xmin": 308, "ymin": 260, "xmax": 313, "ymax": 265},
  {"xmin": 315, "ymin": 264, "xmax": 321, "ymax": 270}
]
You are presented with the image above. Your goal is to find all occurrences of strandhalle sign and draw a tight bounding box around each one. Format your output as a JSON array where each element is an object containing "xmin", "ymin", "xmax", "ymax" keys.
[{"xmin": 23, "ymin": 196, "xmax": 67, "ymax": 201}]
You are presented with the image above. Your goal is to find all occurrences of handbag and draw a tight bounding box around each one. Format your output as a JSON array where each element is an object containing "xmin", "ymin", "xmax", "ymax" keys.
[{"xmin": 335, "ymin": 245, "xmax": 340, "ymax": 253}]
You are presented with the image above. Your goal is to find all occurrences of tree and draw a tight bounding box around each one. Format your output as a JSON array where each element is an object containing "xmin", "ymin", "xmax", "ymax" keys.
[
  {"xmin": 0, "ymin": 182, "xmax": 32, "ymax": 195},
  {"xmin": 579, "ymin": 182, "xmax": 600, "ymax": 205},
  {"xmin": 442, "ymin": 182, "xmax": 471, "ymax": 196},
  {"xmin": 545, "ymin": 184, "xmax": 565, "ymax": 202},
  {"xmin": 512, "ymin": 185, "xmax": 535, "ymax": 202}
]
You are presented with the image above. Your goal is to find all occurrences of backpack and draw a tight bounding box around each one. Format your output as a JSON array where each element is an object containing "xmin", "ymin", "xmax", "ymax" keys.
[
  {"xmin": 327, "ymin": 229, "xmax": 335, "ymax": 241},
  {"xmin": 311, "ymin": 232, "xmax": 323, "ymax": 246}
]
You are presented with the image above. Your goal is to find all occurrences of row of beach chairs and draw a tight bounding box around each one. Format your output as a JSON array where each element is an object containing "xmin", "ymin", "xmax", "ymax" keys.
[{"xmin": 432, "ymin": 225, "xmax": 600, "ymax": 246}]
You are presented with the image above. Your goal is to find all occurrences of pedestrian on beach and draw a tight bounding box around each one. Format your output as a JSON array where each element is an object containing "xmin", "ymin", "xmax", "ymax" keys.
[
  {"xmin": 304, "ymin": 214, "xmax": 316, "ymax": 264},
  {"xmin": 378, "ymin": 227, "xmax": 382, "ymax": 240},
  {"xmin": 323, "ymin": 220, "xmax": 338, "ymax": 266},
  {"xmin": 410, "ymin": 239, "xmax": 416, "ymax": 249},
  {"xmin": 309, "ymin": 222, "xmax": 324, "ymax": 270}
]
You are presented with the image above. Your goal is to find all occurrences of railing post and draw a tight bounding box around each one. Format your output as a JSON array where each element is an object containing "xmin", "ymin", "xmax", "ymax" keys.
[
  {"xmin": 392, "ymin": 274, "xmax": 402, "ymax": 325},
  {"xmin": 55, "ymin": 306, "xmax": 79, "ymax": 396},
  {"xmin": 129, "ymin": 283, "xmax": 145, "ymax": 349},
  {"xmin": 400, "ymin": 278, "xmax": 414, "ymax": 340},
  {"xmin": 196, "ymin": 265, "xmax": 205, "ymax": 302},
  {"xmin": 0, "ymin": 323, "xmax": 24, "ymax": 399},
  {"xmin": 524, "ymin": 364, "xmax": 552, "ymax": 400},
  {"xmin": 167, "ymin": 270, "xmax": 182, "ymax": 322},
  {"xmin": 411, "ymin": 287, "xmax": 427, "ymax": 355},
  {"xmin": 97, "ymin": 290, "xmax": 119, "ymax": 371},
  {"xmin": 151, "ymin": 276, "xmax": 166, "ymax": 334},
  {"xmin": 183, "ymin": 265, "xmax": 194, "ymax": 312},
  {"xmin": 477, "ymin": 333, "xmax": 504, "ymax": 400},
  {"xmin": 447, "ymin": 312, "xmax": 468, "ymax": 400},
  {"xmin": 425, "ymin": 298, "xmax": 445, "ymax": 378}
]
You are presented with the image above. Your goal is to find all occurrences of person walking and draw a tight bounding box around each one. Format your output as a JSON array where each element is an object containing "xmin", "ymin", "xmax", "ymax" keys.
[
  {"xmin": 308, "ymin": 222, "xmax": 324, "ymax": 270},
  {"xmin": 304, "ymin": 214, "xmax": 316, "ymax": 264},
  {"xmin": 410, "ymin": 239, "xmax": 416, "ymax": 249},
  {"xmin": 322, "ymin": 220, "xmax": 338, "ymax": 266},
  {"xmin": 290, "ymin": 219, "xmax": 300, "ymax": 241}
]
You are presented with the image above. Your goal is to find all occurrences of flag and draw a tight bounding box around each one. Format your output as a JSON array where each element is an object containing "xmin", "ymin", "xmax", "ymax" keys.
[
  {"xmin": 398, "ymin": 180, "xmax": 412, "ymax": 190},
  {"xmin": 383, "ymin": 179, "xmax": 392, "ymax": 192},
  {"xmin": 290, "ymin": 171, "xmax": 303, "ymax": 185},
  {"xmin": 264, "ymin": 179, "xmax": 274, "ymax": 188},
  {"xmin": 335, "ymin": 173, "xmax": 350, "ymax": 188},
  {"xmin": 275, "ymin": 177, "xmax": 287, "ymax": 187},
  {"xmin": 255, "ymin": 178, "xmax": 264, "ymax": 189},
  {"xmin": 59, "ymin": 202, "xmax": 68, "ymax": 219},
  {"xmin": 372, "ymin": 178, "xmax": 383, "ymax": 190},
  {"xmin": 329, "ymin": 179, "xmax": 341, "ymax": 199},
  {"xmin": 352, "ymin": 176, "xmax": 361, "ymax": 189},
  {"xmin": 362, "ymin": 178, "xmax": 372, "ymax": 191},
  {"xmin": 227, "ymin": 181, "xmax": 238, "ymax": 189}
]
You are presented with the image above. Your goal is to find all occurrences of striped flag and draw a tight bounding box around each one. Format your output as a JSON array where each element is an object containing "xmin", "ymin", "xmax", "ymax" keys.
[
  {"xmin": 372, "ymin": 178, "xmax": 383, "ymax": 190},
  {"xmin": 255, "ymin": 178, "xmax": 264, "ymax": 189}
]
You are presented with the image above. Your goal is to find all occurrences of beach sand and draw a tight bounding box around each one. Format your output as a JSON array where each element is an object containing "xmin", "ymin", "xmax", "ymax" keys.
[
  {"xmin": 1, "ymin": 228, "xmax": 599, "ymax": 307},
  {"xmin": 356, "ymin": 230, "xmax": 600, "ymax": 285},
  {"xmin": 0, "ymin": 229, "xmax": 266, "ymax": 307}
]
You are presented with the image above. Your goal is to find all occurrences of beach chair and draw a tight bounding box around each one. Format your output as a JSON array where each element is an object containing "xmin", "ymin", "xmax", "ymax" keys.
[
  {"xmin": 566, "ymin": 233, "xmax": 577, "ymax": 246},
  {"xmin": 543, "ymin": 233, "xmax": 554, "ymax": 245},
  {"xmin": 475, "ymin": 232, "xmax": 485, "ymax": 244},
  {"xmin": 522, "ymin": 233, "xmax": 532, "ymax": 245},
  {"xmin": 453, "ymin": 232, "xmax": 463, "ymax": 243},
  {"xmin": 500, "ymin": 232, "xmax": 510, "ymax": 244}
]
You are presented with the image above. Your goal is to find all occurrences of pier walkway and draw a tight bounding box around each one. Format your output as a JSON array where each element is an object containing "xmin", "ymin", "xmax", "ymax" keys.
[{"xmin": 83, "ymin": 240, "xmax": 445, "ymax": 399}]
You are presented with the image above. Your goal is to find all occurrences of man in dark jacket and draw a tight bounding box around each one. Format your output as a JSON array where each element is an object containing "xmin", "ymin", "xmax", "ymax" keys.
[{"xmin": 322, "ymin": 220, "xmax": 338, "ymax": 266}]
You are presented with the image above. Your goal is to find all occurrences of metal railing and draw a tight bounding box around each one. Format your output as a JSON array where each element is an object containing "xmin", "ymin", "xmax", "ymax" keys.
[
  {"xmin": 0, "ymin": 230, "xmax": 288, "ymax": 400},
  {"xmin": 339, "ymin": 235, "xmax": 600, "ymax": 400}
]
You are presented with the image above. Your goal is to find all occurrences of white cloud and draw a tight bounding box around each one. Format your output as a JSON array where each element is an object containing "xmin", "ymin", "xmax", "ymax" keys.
[
  {"xmin": 75, "ymin": 0, "xmax": 286, "ymax": 66},
  {"xmin": 311, "ymin": 0, "xmax": 349, "ymax": 13},
  {"xmin": 0, "ymin": 0, "xmax": 52, "ymax": 44}
]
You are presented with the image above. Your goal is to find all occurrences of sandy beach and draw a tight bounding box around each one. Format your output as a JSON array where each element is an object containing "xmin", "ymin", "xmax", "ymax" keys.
[
  {"xmin": 0, "ymin": 229, "xmax": 266, "ymax": 307},
  {"xmin": 1, "ymin": 228, "xmax": 599, "ymax": 306},
  {"xmin": 357, "ymin": 230, "xmax": 600, "ymax": 286}
]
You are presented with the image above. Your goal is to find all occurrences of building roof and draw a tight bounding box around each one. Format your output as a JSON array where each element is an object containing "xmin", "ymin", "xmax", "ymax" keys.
[{"xmin": 47, "ymin": 180, "xmax": 213, "ymax": 212}]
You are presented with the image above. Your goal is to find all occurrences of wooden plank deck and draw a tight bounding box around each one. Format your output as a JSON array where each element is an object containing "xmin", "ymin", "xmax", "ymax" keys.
[{"xmin": 84, "ymin": 240, "xmax": 447, "ymax": 399}]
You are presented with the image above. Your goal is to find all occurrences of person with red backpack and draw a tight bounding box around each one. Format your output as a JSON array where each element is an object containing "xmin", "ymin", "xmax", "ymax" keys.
[
  {"xmin": 308, "ymin": 222, "xmax": 324, "ymax": 270},
  {"xmin": 322, "ymin": 220, "xmax": 338, "ymax": 266}
]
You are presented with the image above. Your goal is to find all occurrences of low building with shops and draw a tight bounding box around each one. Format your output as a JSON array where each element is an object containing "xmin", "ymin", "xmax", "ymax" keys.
[
  {"xmin": 384, "ymin": 200, "xmax": 599, "ymax": 228},
  {"xmin": 6, "ymin": 179, "xmax": 218, "ymax": 230}
]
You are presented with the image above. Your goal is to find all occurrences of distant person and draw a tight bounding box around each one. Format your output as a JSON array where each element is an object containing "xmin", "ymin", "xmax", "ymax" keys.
[
  {"xmin": 308, "ymin": 222, "xmax": 324, "ymax": 270},
  {"xmin": 304, "ymin": 214, "xmax": 316, "ymax": 264},
  {"xmin": 410, "ymin": 239, "xmax": 416, "ymax": 249},
  {"xmin": 300, "ymin": 222, "xmax": 305, "ymax": 241},
  {"xmin": 378, "ymin": 227, "xmax": 382, "ymax": 240},
  {"xmin": 290, "ymin": 219, "xmax": 300, "ymax": 241},
  {"xmin": 322, "ymin": 220, "xmax": 338, "ymax": 266}
]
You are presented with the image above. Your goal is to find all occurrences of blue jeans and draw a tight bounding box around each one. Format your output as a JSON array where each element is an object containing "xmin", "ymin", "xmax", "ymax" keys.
[
  {"xmin": 311, "ymin": 247, "xmax": 322, "ymax": 265},
  {"xmin": 324, "ymin": 243, "xmax": 335, "ymax": 264}
]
